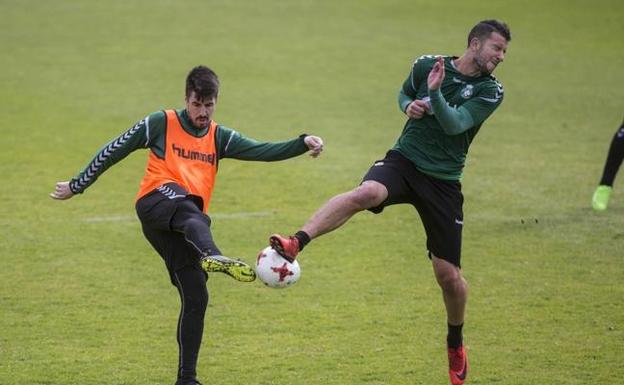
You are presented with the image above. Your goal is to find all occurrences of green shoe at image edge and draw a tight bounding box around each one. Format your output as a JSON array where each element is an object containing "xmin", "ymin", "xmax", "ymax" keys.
[{"xmin": 592, "ymin": 185, "xmax": 612, "ymax": 211}]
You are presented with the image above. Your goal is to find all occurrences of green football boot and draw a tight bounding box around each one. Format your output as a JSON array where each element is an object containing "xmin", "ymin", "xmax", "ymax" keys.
[
  {"xmin": 592, "ymin": 185, "xmax": 612, "ymax": 211},
  {"xmin": 200, "ymin": 254, "xmax": 256, "ymax": 282}
]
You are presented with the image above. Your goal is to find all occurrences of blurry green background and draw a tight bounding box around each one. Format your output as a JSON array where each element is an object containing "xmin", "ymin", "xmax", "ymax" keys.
[{"xmin": 1, "ymin": 0, "xmax": 622, "ymax": 384}]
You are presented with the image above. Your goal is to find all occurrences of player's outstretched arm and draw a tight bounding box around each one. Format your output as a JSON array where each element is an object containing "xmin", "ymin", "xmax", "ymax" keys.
[
  {"xmin": 304, "ymin": 135, "xmax": 324, "ymax": 158},
  {"xmin": 50, "ymin": 181, "xmax": 74, "ymax": 200},
  {"xmin": 217, "ymin": 127, "xmax": 323, "ymax": 161}
]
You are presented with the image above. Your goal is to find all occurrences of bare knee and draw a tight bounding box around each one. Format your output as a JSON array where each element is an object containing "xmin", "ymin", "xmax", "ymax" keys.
[
  {"xmin": 432, "ymin": 257, "xmax": 467, "ymax": 294},
  {"xmin": 346, "ymin": 181, "xmax": 387, "ymax": 209}
]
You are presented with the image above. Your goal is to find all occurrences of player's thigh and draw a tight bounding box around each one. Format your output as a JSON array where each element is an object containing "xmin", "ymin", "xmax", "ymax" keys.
[
  {"xmin": 361, "ymin": 152, "xmax": 413, "ymax": 213},
  {"xmin": 136, "ymin": 187, "xmax": 182, "ymax": 231},
  {"xmin": 170, "ymin": 199, "xmax": 211, "ymax": 230},
  {"xmin": 140, "ymin": 224, "xmax": 201, "ymax": 284},
  {"xmin": 411, "ymin": 177, "xmax": 464, "ymax": 267}
]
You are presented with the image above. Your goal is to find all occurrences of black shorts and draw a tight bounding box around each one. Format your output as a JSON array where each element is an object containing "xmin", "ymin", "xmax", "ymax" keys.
[
  {"xmin": 135, "ymin": 183, "xmax": 208, "ymax": 284},
  {"xmin": 362, "ymin": 150, "xmax": 464, "ymax": 267}
]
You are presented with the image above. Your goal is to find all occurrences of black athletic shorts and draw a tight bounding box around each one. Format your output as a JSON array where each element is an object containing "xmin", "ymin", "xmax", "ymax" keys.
[
  {"xmin": 135, "ymin": 183, "xmax": 207, "ymax": 284},
  {"xmin": 362, "ymin": 150, "xmax": 464, "ymax": 267}
]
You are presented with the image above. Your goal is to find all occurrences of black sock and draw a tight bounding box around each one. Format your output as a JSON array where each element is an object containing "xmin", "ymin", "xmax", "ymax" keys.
[
  {"xmin": 294, "ymin": 230, "xmax": 311, "ymax": 251},
  {"xmin": 447, "ymin": 323, "xmax": 464, "ymax": 349}
]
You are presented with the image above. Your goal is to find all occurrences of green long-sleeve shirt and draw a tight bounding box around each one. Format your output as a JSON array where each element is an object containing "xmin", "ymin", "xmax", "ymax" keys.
[
  {"xmin": 69, "ymin": 109, "xmax": 309, "ymax": 194},
  {"xmin": 395, "ymin": 55, "xmax": 504, "ymax": 180}
]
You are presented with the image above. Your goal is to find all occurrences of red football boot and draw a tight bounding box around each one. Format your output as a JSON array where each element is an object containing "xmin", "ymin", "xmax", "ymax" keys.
[
  {"xmin": 448, "ymin": 345, "xmax": 468, "ymax": 385},
  {"xmin": 269, "ymin": 234, "xmax": 300, "ymax": 262}
]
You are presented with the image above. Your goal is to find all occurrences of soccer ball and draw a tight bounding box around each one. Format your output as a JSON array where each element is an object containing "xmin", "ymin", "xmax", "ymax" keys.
[{"xmin": 256, "ymin": 246, "xmax": 301, "ymax": 288}]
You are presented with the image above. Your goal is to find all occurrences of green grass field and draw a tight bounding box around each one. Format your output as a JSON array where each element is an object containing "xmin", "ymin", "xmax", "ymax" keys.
[{"xmin": 1, "ymin": 0, "xmax": 623, "ymax": 384}]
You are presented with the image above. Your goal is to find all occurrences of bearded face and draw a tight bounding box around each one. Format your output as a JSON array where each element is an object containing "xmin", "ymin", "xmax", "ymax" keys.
[{"xmin": 472, "ymin": 32, "xmax": 508, "ymax": 75}]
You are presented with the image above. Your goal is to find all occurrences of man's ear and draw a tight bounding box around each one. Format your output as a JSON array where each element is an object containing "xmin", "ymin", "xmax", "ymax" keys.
[{"xmin": 469, "ymin": 37, "xmax": 481, "ymax": 51}]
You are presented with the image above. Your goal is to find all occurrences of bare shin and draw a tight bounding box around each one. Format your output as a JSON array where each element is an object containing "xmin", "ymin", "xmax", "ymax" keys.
[{"xmin": 432, "ymin": 256, "xmax": 468, "ymax": 325}]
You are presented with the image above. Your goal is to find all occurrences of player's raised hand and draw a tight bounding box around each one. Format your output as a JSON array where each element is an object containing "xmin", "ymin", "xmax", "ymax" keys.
[
  {"xmin": 427, "ymin": 56, "xmax": 446, "ymax": 91},
  {"xmin": 304, "ymin": 135, "xmax": 324, "ymax": 158},
  {"xmin": 50, "ymin": 181, "xmax": 75, "ymax": 200}
]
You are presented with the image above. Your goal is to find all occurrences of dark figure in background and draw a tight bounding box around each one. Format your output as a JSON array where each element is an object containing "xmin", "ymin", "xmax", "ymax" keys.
[{"xmin": 592, "ymin": 119, "xmax": 624, "ymax": 211}]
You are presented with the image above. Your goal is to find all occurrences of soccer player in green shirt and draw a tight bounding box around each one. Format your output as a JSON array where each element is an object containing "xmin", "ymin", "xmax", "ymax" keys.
[
  {"xmin": 51, "ymin": 66, "xmax": 324, "ymax": 385},
  {"xmin": 270, "ymin": 20, "xmax": 511, "ymax": 385}
]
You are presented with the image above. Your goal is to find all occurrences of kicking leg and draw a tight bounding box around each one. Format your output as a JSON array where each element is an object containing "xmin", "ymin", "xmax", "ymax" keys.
[
  {"xmin": 170, "ymin": 199, "xmax": 255, "ymax": 282},
  {"xmin": 270, "ymin": 180, "xmax": 388, "ymax": 260}
]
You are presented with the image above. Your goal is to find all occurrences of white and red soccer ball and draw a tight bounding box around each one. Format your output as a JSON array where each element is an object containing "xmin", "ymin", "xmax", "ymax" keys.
[{"xmin": 256, "ymin": 246, "xmax": 301, "ymax": 288}]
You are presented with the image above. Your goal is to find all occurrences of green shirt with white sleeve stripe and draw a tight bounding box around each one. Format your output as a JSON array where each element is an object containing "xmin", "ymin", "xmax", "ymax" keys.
[{"xmin": 395, "ymin": 55, "xmax": 504, "ymax": 180}]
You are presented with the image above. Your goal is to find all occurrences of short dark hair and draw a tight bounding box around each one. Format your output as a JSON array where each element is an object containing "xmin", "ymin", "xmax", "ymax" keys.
[
  {"xmin": 186, "ymin": 65, "xmax": 220, "ymax": 100},
  {"xmin": 467, "ymin": 20, "xmax": 511, "ymax": 47}
]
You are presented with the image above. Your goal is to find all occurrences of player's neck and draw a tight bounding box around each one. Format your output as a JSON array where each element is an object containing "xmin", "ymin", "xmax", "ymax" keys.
[{"xmin": 453, "ymin": 54, "xmax": 481, "ymax": 77}]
